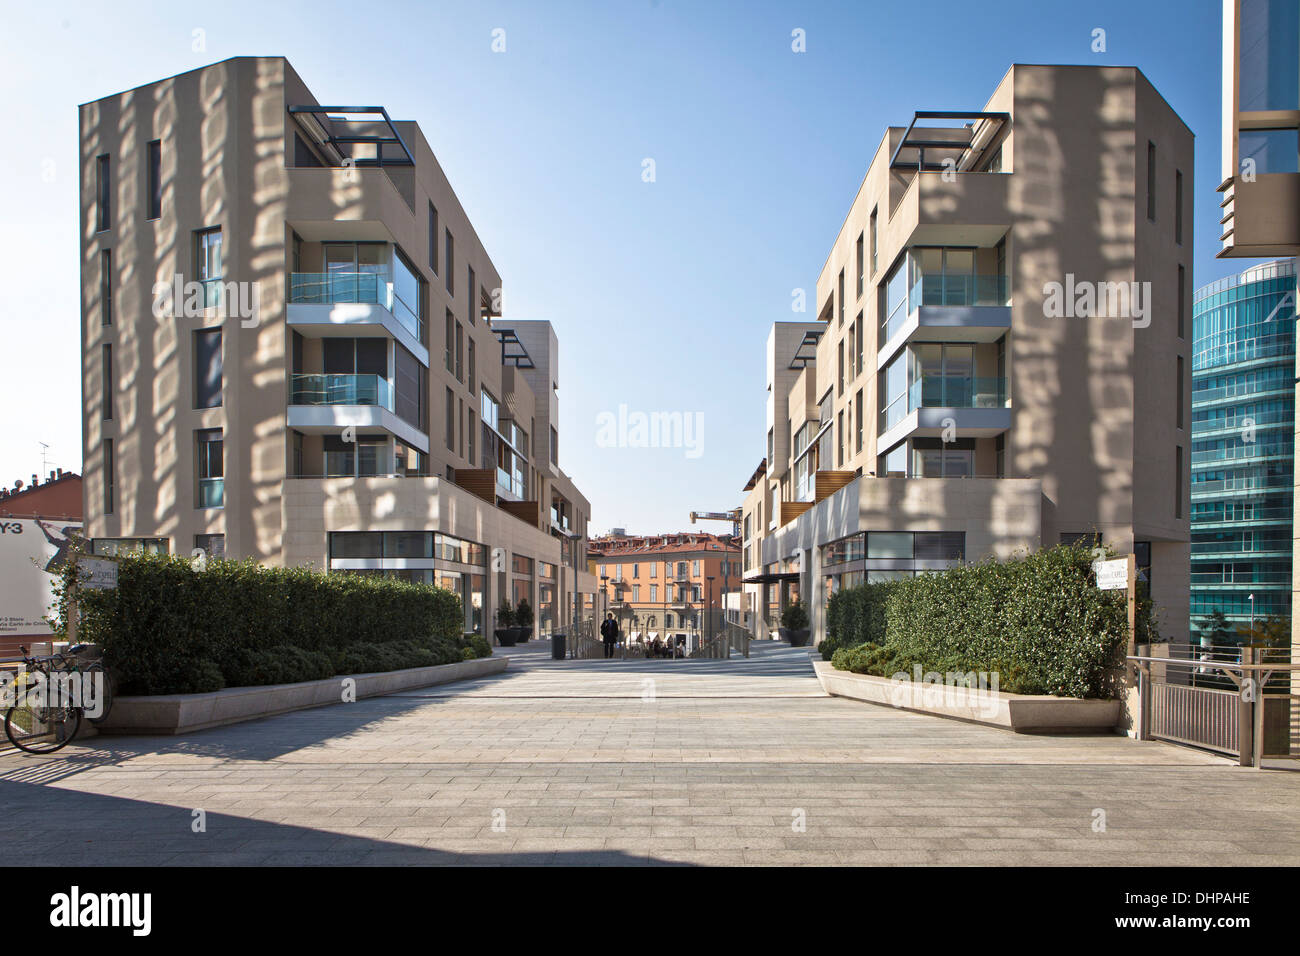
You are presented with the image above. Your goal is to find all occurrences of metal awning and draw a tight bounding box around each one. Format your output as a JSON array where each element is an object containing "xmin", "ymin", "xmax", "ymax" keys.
[
  {"xmin": 888, "ymin": 110, "xmax": 1009, "ymax": 173},
  {"xmin": 742, "ymin": 570, "xmax": 800, "ymax": 584},
  {"xmin": 492, "ymin": 326, "xmax": 536, "ymax": 369},
  {"xmin": 288, "ymin": 105, "xmax": 415, "ymax": 167}
]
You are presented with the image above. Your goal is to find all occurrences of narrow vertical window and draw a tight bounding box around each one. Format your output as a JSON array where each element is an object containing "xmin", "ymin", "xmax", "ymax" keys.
[
  {"xmin": 102, "ymin": 344, "xmax": 113, "ymax": 420},
  {"xmin": 428, "ymin": 203, "xmax": 439, "ymax": 273},
  {"xmin": 1176, "ymin": 356, "xmax": 1184, "ymax": 430},
  {"xmin": 1146, "ymin": 141, "xmax": 1156, "ymax": 221},
  {"xmin": 1177, "ymin": 264, "xmax": 1186, "ymax": 339},
  {"xmin": 445, "ymin": 310, "xmax": 454, "ymax": 373},
  {"xmin": 445, "ymin": 230, "xmax": 454, "ymax": 294},
  {"xmin": 855, "ymin": 389, "xmax": 863, "ymax": 454},
  {"xmin": 1174, "ymin": 169, "xmax": 1183, "ymax": 244},
  {"xmin": 455, "ymin": 321, "xmax": 464, "ymax": 381},
  {"xmin": 855, "ymin": 233, "xmax": 864, "ymax": 298},
  {"xmin": 869, "ymin": 207, "xmax": 878, "ymax": 276},
  {"xmin": 101, "ymin": 250, "xmax": 112, "ymax": 326},
  {"xmin": 146, "ymin": 139, "xmax": 162, "ymax": 220},
  {"xmin": 837, "ymin": 341, "xmax": 844, "ymax": 395},
  {"xmin": 103, "ymin": 439, "xmax": 115, "ymax": 515},
  {"xmin": 446, "ymin": 387, "xmax": 455, "ymax": 450},
  {"xmin": 194, "ymin": 329, "xmax": 223, "ymax": 408},
  {"xmin": 837, "ymin": 269, "xmax": 845, "ymax": 325},
  {"xmin": 198, "ymin": 429, "xmax": 224, "ymax": 508},
  {"xmin": 467, "ymin": 266, "xmax": 476, "ymax": 321},
  {"xmin": 1174, "ymin": 445, "xmax": 1183, "ymax": 519},
  {"xmin": 96, "ymin": 154, "xmax": 111, "ymax": 231}
]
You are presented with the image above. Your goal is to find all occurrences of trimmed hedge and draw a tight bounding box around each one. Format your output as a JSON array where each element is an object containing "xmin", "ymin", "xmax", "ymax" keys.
[
  {"xmin": 829, "ymin": 544, "xmax": 1139, "ymax": 699},
  {"xmin": 53, "ymin": 551, "xmax": 490, "ymax": 695},
  {"xmin": 821, "ymin": 581, "xmax": 897, "ymax": 661}
]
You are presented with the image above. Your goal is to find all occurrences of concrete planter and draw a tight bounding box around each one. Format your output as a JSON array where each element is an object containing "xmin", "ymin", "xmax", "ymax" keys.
[
  {"xmin": 96, "ymin": 656, "xmax": 507, "ymax": 736},
  {"xmin": 813, "ymin": 660, "xmax": 1122, "ymax": 734}
]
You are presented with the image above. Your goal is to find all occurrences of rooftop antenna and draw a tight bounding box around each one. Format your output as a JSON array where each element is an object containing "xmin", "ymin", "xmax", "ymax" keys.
[{"xmin": 39, "ymin": 442, "xmax": 49, "ymax": 476}]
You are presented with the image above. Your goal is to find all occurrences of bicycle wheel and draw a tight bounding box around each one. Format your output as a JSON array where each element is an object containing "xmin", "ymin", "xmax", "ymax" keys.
[
  {"xmin": 84, "ymin": 663, "xmax": 115, "ymax": 724},
  {"xmin": 5, "ymin": 703, "xmax": 81, "ymax": 754}
]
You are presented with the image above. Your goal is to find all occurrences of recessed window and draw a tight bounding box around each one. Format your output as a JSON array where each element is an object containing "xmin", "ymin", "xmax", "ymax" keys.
[
  {"xmin": 100, "ymin": 250, "xmax": 112, "ymax": 326},
  {"xmin": 428, "ymin": 203, "xmax": 439, "ymax": 274},
  {"xmin": 444, "ymin": 229, "xmax": 454, "ymax": 294},
  {"xmin": 103, "ymin": 438, "xmax": 115, "ymax": 515},
  {"xmin": 96, "ymin": 154, "xmax": 111, "ymax": 232},
  {"xmin": 197, "ymin": 429, "xmax": 224, "ymax": 508},
  {"xmin": 1174, "ymin": 169, "xmax": 1183, "ymax": 244},
  {"xmin": 194, "ymin": 329, "xmax": 222, "ymax": 408},
  {"xmin": 101, "ymin": 344, "xmax": 113, "ymax": 420},
  {"xmin": 446, "ymin": 387, "xmax": 455, "ymax": 450},
  {"xmin": 146, "ymin": 140, "xmax": 161, "ymax": 220},
  {"xmin": 1146, "ymin": 141, "xmax": 1156, "ymax": 221}
]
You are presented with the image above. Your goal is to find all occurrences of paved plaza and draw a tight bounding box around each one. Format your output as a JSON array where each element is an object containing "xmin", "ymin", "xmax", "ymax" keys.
[{"xmin": 1, "ymin": 643, "xmax": 1297, "ymax": 866}]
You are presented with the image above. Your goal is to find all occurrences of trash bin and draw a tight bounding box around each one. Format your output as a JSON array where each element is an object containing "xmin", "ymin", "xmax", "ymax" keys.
[{"xmin": 551, "ymin": 631, "xmax": 566, "ymax": 660}]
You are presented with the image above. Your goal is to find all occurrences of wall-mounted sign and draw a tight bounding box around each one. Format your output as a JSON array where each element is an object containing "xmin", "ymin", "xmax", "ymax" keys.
[
  {"xmin": 1093, "ymin": 557, "xmax": 1129, "ymax": 591},
  {"xmin": 79, "ymin": 558, "xmax": 119, "ymax": 591}
]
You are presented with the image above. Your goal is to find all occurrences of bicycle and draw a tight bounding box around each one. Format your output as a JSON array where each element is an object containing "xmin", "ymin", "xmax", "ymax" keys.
[{"xmin": 3, "ymin": 644, "xmax": 115, "ymax": 755}]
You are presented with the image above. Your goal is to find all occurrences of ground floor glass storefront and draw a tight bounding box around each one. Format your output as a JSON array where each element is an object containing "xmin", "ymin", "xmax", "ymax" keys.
[
  {"xmin": 328, "ymin": 531, "xmax": 488, "ymax": 635},
  {"xmin": 821, "ymin": 530, "xmax": 966, "ymax": 599}
]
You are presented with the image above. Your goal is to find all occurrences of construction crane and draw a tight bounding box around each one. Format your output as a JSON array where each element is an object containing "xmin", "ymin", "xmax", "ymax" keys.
[{"xmin": 689, "ymin": 509, "xmax": 741, "ymax": 538}]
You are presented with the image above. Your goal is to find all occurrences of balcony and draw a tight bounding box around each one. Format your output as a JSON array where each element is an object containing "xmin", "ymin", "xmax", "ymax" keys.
[
  {"xmin": 878, "ymin": 274, "xmax": 1011, "ymax": 367},
  {"xmin": 287, "ymin": 373, "xmax": 428, "ymax": 454},
  {"xmin": 287, "ymin": 272, "xmax": 427, "ymax": 362},
  {"xmin": 878, "ymin": 375, "xmax": 1010, "ymax": 450},
  {"xmin": 290, "ymin": 373, "xmax": 393, "ymax": 410}
]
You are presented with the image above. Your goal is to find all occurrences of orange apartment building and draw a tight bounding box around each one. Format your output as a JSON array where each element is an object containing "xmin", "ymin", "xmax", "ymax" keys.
[{"xmin": 587, "ymin": 531, "xmax": 742, "ymax": 643}]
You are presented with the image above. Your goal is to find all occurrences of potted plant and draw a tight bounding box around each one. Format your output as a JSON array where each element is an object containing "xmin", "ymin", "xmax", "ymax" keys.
[
  {"xmin": 495, "ymin": 599, "xmax": 517, "ymax": 646},
  {"xmin": 514, "ymin": 598, "xmax": 534, "ymax": 643},
  {"xmin": 779, "ymin": 600, "xmax": 811, "ymax": 647}
]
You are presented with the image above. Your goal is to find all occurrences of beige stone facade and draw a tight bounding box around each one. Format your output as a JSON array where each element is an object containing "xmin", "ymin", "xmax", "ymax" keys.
[
  {"xmin": 80, "ymin": 56, "xmax": 594, "ymax": 636},
  {"xmin": 742, "ymin": 64, "xmax": 1193, "ymax": 644}
]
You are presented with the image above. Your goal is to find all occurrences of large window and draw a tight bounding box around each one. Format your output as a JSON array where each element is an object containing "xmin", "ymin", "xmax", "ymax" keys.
[
  {"xmin": 390, "ymin": 249, "xmax": 424, "ymax": 342},
  {"xmin": 1239, "ymin": 0, "xmax": 1300, "ymax": 111},
  {"xmin": 881, "ymin": 256, "xmax": 910, "ymax": 342},
  {"xmin": 1239, "ymin": 128, "xmax": 1300, "ymax": 174}
]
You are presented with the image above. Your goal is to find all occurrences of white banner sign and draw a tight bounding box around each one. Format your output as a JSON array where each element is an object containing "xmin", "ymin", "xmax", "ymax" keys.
[
  {"xmin": 1093, "ymin": 557, "xmax": 1129, "ymax": 591},
  {"xmin": 0, "ymin": 519, "xmax": 82, "ymax": 635}
]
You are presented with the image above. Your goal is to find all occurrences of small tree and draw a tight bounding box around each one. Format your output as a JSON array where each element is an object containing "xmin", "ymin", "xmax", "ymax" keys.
[
  {"xmin": 1197, "ymin": 609, "xmax": 1234, "ymax": 647},
  {"xmin": 515, "ymin": 597, "xmax": 534, "ymax": 630},
  {"xmin": 781, "ymin": 599, "xmax": 809, "ymax": 630},
  {"xmin": 496, "ymin": 598, "xmax": 515, "ymax": 628}
]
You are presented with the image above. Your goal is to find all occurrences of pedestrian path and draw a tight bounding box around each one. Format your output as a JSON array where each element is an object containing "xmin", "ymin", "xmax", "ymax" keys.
[{"xmin": 1, "ymin": 641, "xmax": 1296, "ymax": 866}]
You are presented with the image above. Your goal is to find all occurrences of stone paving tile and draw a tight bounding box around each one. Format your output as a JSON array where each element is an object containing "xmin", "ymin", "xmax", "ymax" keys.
[{"xmin": 1, "ymin": 642, "xmax": 1297, "ymax": 865}]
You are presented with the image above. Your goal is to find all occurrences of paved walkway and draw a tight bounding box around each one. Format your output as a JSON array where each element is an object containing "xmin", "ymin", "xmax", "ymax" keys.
[{"xmin": 2, "ymin": 642, "xmax": 1297, "ymax": 865}]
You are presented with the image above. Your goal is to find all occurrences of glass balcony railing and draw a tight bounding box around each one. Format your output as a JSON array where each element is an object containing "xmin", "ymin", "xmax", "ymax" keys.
[
  {"xmin": 879, "ymin": 376, "xmax": 1007, "ymax": 433},
  {"xmin": 910, "ymin": 274, "xmax": 1009, "ymax": 309},
  {"xmin": 198, "ymin": 277, "xmax": 223, "ymax": 310},
  {"xmin": 289, "ymin": 272, "xmax": 424, "ymax": 343},
  {"xmin": 290, "ymin": 373, "xmax": 393, "ymax": 411},
  {"xmin": 199, "ymin": 477, "xmax": 225, "ymax": 508},
  {"xmin": 910, "ymin": 375, "xmax": 1006, "ymax": 410}
]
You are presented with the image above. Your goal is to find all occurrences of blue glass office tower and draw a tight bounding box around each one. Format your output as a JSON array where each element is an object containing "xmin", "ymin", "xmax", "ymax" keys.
[{"xmin": 1191, "ymin": 259, "xmax": 1296, "ymax": 630}]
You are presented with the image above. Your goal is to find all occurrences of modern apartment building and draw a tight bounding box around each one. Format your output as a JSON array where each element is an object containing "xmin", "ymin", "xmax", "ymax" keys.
[
  {"xmin": 79, "ymin": 56, "xmax": 595, "ymax": 637},
  {"xmin": 1218, "ymin": 0, "xmax": 1300, "ymax": 661},
  {"xmin": 1191, "ymin": 259, "xmax": 1296, "ymax": 632},
  {"xmin": 588, "ymin": 531, "xmax": 741, "ymax": 641},
  {"xmin": 741, "ymin": 64, "xmax": 1193, "ymax": 644}
]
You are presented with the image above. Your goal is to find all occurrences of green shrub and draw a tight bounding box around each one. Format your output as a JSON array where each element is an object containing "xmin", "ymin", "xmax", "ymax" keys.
[
  {"xmin": 822, "ymin": 581, "xmax": 897, "ymax": 660},
  {"xmin": 780, "ymin": 600, "xmax": 809, "ymax": 630},
  {"xmin": 829, "ymin": 543, "xmax": 1130, "ymax": 699},
  {"xmin": 53, "ymin": 551, "xmax": 480, "ymax": 695}
]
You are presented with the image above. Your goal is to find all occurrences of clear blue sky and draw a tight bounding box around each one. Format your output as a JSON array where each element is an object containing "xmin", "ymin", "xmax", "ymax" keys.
[{"xmin": 0, "ymin": 0, "xmax": 1258, "ymax": 534}]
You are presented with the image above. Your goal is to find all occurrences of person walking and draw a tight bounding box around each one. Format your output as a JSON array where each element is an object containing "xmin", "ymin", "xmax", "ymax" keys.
[{"xmin": 600, "ymin": 612, "xmax": 619, "ymax": 659}]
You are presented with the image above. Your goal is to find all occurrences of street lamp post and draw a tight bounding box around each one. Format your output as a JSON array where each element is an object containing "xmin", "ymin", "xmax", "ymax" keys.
[
  {"xmin": 706, "ymin": 575, "xmax": 715, "ymax": 651},
  {"xmin": 1249, "ymin": 593, "xmax": 1256, "ymax": 645}
]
